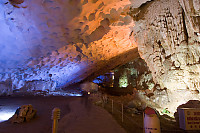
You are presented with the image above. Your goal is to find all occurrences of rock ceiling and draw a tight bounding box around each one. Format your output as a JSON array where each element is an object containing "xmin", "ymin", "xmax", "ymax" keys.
[
  {"xmin": 0, "ymin": 0, "xmax": 139, "ymax": 88},
  {"xmin": 0, "ymin": 0, "xmax": 200, "ymax": 112}
]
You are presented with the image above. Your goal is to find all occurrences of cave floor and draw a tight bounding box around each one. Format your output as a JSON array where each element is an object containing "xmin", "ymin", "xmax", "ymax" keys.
[
  {"xmin": 98, "ymin": 95, "xmax": 200, "ymax": 133},
  {"xmin": 0, "ymin": 96, "xmax": 125, "ymax": 133},
  {"xmin": 1, "ymin": 95, "xmax": 200, "ymax": 133}
]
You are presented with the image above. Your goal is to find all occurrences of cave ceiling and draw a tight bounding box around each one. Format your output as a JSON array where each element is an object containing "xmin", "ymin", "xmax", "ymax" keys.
[
  {"xmin": 0, "ymin": 0, "xmax": 141, "ymax": 87},
  {"xmin": 0, "ymin": 0, "xmax": 200, "ymax": 106}
]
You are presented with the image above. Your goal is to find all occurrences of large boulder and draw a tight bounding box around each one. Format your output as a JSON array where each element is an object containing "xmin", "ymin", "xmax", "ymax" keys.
[{"xmin": 10, "ymin": 104, "xmax": 37, "ymax": 123}]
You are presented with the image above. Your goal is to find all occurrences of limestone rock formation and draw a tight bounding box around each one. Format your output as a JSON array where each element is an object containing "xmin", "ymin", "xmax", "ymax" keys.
[
  {"xmin": 130, "ymin": 0, "xmax": 200, "ymax": 112},
  {"xmin": 0, "ymin": 0, "xmax": 137, "ymax": 93},
  {"xmin": 0, "ymin": 0, "xmax": 200, "ymax": 113},
  {"xmin": 10, "ymin": 104, "xmax": 37, "ymax": 123}
]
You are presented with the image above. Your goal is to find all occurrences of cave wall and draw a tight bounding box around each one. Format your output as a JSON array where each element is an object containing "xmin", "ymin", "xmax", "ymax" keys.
[
  {"xmin": 0, "ymin": 0, "xmax": 200, "ymax": 112},
  {"xmin": 113, "ymin": 60, "xmax": 139, "ymax": 88},
  {"xmin": 130, "ymin": 0, "xmax": 200, "ymax": 112}
]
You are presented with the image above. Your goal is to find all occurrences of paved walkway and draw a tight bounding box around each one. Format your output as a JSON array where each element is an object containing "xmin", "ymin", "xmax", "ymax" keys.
[{"xmin": 58, "ymin": 97, "xmax": 126, "ymax": 133}]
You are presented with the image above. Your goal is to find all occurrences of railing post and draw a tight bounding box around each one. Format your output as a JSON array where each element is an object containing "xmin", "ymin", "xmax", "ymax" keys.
[
  {"xmin": 143, "ymin": 112, "xmax": 145, "ymax": 133},
  {"xmin": 52, "ymin": 108, "xmax": 60, "ymax": 133},
  {"xmin": 102, "ymin": 99, "xmax": 104, "ymax": 108},
  {"xmin": 102, "ymin": 95, "xmax": 104, "ymax": 108},
  {"xmin": 122, "ymin": 104, "xmax": 123, "ymax": 123},
  {"xmin": 112, "ymin": 99, "xmax": 113, "ymax": 113}
]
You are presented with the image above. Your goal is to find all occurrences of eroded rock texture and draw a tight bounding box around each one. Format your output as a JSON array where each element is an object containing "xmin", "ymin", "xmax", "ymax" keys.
[
  {"xmin": 0, "ymin": 0, "xmax": 200, "ymax": 112},
  {"xmin": 0, "ymin": 0, "xmax": 137, "ymax": 94},
  {"xmin": 10, "ymin": 104, "xmax": 37, "ymax": 123},
  {"xmin": 130, "ymin": 0, "xmax": 200, "ymax": 112}
]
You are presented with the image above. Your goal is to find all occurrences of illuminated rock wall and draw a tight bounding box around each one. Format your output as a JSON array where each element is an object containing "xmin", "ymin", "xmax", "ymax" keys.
[
  {"xmin": 0, "ymin": 0, "xmax": 200, "ymax": 112},
  {"xmin": 0, "ymin": 0, "xmax": 137, "ymax": 94},
  {"xmin": 130, "ymin": 0, "xmax": 200, "ymax": 112}
]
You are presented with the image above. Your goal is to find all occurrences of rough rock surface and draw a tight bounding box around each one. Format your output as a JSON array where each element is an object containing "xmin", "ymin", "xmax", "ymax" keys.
[
  {"xmin": 10, "ymin": 104, "xmax": 37, "ymax": 123},
  {"xmin": 0, "ymin": 0, "xmax": 200, "ymax": 112},
  {"xmin": 130, "ymin": 0, "xmax": 200, "ymax": 112},
  {"xmin": 0, "ymin": 0, "xmax": 137, "ymax": 93}
]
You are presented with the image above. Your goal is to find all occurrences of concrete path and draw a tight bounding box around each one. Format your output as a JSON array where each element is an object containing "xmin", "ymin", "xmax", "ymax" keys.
[{"xmin": 58, "ymin": 97, "xmax": 126, "ymax": 133}]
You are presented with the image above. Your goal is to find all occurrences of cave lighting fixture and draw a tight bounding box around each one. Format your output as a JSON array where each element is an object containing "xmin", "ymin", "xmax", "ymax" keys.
[{"xmin": 0, "ymin": 110, "xmax": 15, "ymax": 122}]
